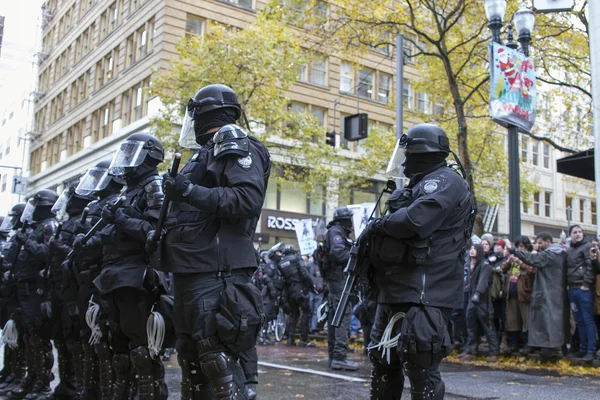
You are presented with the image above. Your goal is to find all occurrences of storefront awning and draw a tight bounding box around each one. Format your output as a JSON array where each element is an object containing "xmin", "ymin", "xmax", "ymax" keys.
[{"xmin": 556, "ymin": 148, "xmax": 595, "ymax": 182}]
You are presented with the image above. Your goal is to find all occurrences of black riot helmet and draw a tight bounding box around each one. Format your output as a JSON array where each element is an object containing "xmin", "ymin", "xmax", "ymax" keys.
[
  {"xmin": 21, "ymin": 189, "xmax": 59, "ymax": 223},
  {"xmin": 386, "ymin": 124, "xmax": 451, "ymax": 179},
  {"xmin": 283, "ymin": 244, "xmax": 297, "ymax": 255},
  {"xmin": 333, "ymin": 207, "xmax": 353, "ymax": 223},
  {"xmin": 76, "ymin": 159, "xmax": 123, "ymax": 197},
  {"xmin": 401, "ymin": 124, "xmax": 450, "ymax": 155},
  {"xmin": 179, "ymin": 84, "xmax": 244, "ymax": 148},
  {"xmin": 53, "ymin": 184, "xmax": 95, "ymax": 220},
  {"xmin": 267, "ymin": 242, "xmax": 284, "ymax": 265},
  {"xmin": 108, "ymin": 132, "xmax": 164, "ymax": 182},
  {"xmin": 2, "ymin": 203, "xmax": 25, "ymax": 231}
]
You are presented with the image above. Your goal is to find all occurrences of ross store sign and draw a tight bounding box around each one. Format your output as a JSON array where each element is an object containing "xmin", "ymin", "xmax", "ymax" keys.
[
  {"xmin": 261, "ymin": 209, "xmax": 323, "ymax": 239},
  {"xmin": 267, "ymin": 215, "xmax": 303, "ymax": 231}
]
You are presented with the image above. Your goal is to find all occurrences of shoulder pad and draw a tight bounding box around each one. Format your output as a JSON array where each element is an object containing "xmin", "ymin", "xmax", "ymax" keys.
[
  {"xmin": 213, "ymin": 124, "xmax": 250, "ymax": 159},
  {"xmin": 144, "ymin": 177, "xmax": 164, "ymax": 209}
]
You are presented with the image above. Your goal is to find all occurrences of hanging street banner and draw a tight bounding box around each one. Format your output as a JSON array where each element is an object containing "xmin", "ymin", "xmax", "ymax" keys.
[
  {"xmin": 489, "ymin": 42, "xmax": 537, "ymax": 132},
  {"xmin": 294, "ymin": 218, "xmax": 317, "ymax": 256}
]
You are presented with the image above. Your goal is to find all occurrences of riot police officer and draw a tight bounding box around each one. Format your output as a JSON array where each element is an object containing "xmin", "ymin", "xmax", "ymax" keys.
[
  {"xmin": 72, "ymin": 159, "xmax": 124, "ymax": 400},
  {"xmin": 0, "ymin": 204, "xmax": 27, "ymax": 396},
  {"xmin": 46, "ymin": 185, "xmax": 95, "ymax": 399},
  {"xmin": 9, "ymin": 189, "xmax": 59, "ymax": 400},
  {"xmin": 150, "ymin": 84, "xmax": 271, "ymax": 400},
  {"xmin": 254, "ymin": 252, "xmax": 276, "ymax": 346},
  {"xmin": 92, "ymin": 132, "xmax": 168, "ymax": 400},
  {"xmin": 365, "ymin": 124, "xmax": 472, "ymax": 399},
  {"xmin": 323, "ymin": 207, "xmax": 357, "ymax": 371},
  {"xmin": 278, "ymin": 245, "xmax": 315, "ymax": 347}
]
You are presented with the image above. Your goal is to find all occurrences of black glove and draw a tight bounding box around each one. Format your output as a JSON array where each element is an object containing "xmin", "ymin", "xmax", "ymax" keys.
[
  {"xmin": 24, "ymin": 239, "xmax": 36, "ymax": 253},
  {"xmin": 471, "ymin": 292, "xmax": 480, "ymax": 304},
  {"xmin": 163, "ymin": 172, "xmax": 191, "ymax": 201},
  {"xmin": 145, "ymin": 230, "xmax": 158, "ymax": 254},
  {"xmin": 73, "ymin": 233, "xmax": 86, "ymax": 251},
  {"xmin": 15, "ymin": 232, "xmax": 27, "ymax": 244},
  {"xmin": 101, "ymin": 205, "xmax": 117, "ymax": 223}
]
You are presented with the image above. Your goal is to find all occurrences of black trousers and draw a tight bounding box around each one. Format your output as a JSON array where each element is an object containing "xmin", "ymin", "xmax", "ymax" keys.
[
  {"xmin": 370, "ymin": 303, "xmax": 449, "ymax": 399},
  {"xmin": 326, "ymin": 284, "xmax": 351, "ymax": 361},
  {"xmin": 106, "ymin": 287, "xmax": 154, "ymax": 353}
]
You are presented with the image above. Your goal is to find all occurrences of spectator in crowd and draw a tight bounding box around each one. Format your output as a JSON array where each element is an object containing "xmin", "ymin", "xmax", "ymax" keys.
[
  {"xmin": 482, "ymin": 233, "xmax": 494, "ymax": 248},
  {"xmin": 488, "ymin": 240, "xmax": 507, "ymax": 351},
  {"xmin": 461, "ymin": 243, "xmax": 499, "ymax": 362},
  {"xmin": 481, "ymin": 239, "xmax": 492, "ymax": 257},
  {"xmin": 305, "ymin": 255, "xmax": 324, "ymax": 334},
  {"xmin": 506, "ymin": 232, "xmax": 569, "ymax": 361},
  {"xmin": 565, "ymin": 225, "xmax": 596, "ymax": 362},
  {"xmin": 589, "ymin": 241, "xmax": 600, "ymax": 362},
  {"xmin": 501, "ymin": 236, "xmax": 534, "ymax": 355}
]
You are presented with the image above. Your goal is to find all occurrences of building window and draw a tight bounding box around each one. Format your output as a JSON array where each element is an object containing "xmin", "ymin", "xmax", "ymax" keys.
[
  {"xmin": 1, "ymin": 174, "xmax": 6, "ymax": 192},
  {"xmin": 417, "ymin": 92, "xmax": 430, "ymax": 114},
  {"xmin": 378, "ymin": 73, "xmax": 391, "ymax": 103},
  {"xmin": 520, "ymin": 136, "xmax": 528, "ymax": 162},
  {"xmin": 357, "ymin": 68, "xmax": 373, "ymax": 99},
  {"xmin": 310, "ymin": 58, "xmax": 327, "ymax": 86},
  {"xmin": 566, "ymin": 196, "xmax": 573, "ymax": 220},
  {"xmin": 185, "ymin": 14, "xmax": 205, "ymax": 36},
  {"xmin": 340, "ymin": 62, "xmax": 354, "ymax": 93},
  {"xmin": 533, "ymin": 191, "xmax": 540, "ymax": 216},
  {"xmin": 280, "ymin": 181, "xmax": 308, "ymax": 213},
  {"xmin": 311, "ymin": 106, "xmax": 326, "ymax": 127},
  {"xmin": 580, "ymin": 199, "xmax": 585, "ymax": 223},
  {"xmin": 544, "ymin": 192, "xmax": 552, "ymax": 218},
  {"xmin": 592, "ymin": 201, "xmax": 597, "ymax": 226},
  {"xmin": 403, "ymin": 80, "xmax": 413, "ymax": 109},
  {"xmin": 5, "ymin": 138, "xmax": 10, "ymax": 156},
  {"xmin": 532, "ymin": 141, "xmax": 539, "ymax": 166},
  {"xmin": 543, "ymin": 143, "xmax": 550, "ymax": 169},
  {"xmin": 222, "ymin": 0, "xmax": 254, "ymax": 9}
]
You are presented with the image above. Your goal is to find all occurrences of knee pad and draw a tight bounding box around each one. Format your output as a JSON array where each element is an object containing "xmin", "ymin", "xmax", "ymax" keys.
[
  {"xmin": 199, "ymin": 351, "xmax": 234, "ymax": 381},
  {"xmin": 130, "ymin": 346, "xmax": 153, "ymax": 375},
  {"xmin": 404, "ymin": 363, "xmax": 430, "ymax": 395}
]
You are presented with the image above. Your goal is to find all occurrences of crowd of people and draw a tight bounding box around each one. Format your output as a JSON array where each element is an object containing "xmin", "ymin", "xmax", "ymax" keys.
[{"xmin": 449, "ymin": 228, "xmax": 600, "ymax": 366}]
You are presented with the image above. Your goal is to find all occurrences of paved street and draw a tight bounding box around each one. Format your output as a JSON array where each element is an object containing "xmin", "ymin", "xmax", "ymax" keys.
[
  {"xmin": 159, "ymin": 343, "xmax": 600, "ymax": 399},
  {"xmin": 6, "ymin": 341, "xmax": 599, "ymax": 399}
]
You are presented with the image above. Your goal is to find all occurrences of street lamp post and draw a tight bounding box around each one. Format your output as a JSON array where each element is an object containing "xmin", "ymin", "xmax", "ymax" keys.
[{"xmin": 484, "ymin": 0, "xmax": 535, "ymax": 240}]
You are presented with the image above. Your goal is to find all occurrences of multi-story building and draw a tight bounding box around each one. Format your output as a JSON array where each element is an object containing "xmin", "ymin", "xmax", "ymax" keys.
[{"xmin": 29, "ymin": 0, "xmax": 414, "ymax": 246}]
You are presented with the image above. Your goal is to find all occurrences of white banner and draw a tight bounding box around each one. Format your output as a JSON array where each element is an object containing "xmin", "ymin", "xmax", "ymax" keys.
[
  {"xmin": 294, "ymin": 218, "xmax": 317, "ymax": 256},
  {"xmin": 347, "ymin": 202, "xmax": 376, "ymax": 238}
]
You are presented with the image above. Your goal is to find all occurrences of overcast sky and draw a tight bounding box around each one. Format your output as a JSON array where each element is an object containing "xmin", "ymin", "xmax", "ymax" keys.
[{"xmin": 0, "ymin": 0, "xmax": 43, "ymax": 115}]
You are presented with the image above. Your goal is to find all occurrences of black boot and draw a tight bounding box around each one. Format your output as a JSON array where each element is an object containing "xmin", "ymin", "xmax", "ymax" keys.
[
  {"xmin": 178, "ymin": 356, "xmax": 193, "ymax": 400},
  {"xmin": 0, "ymin": 344, "xmax": 26, "ymax": 395},
  {"xmin": 23, "ymin": 336, "xmax": 53, "ymax": 400},
  {"xmin": 152, "ymin": 358, "xmax": 168, "ymax": 400},
  {"xmin": 130, "ymin": 346, "xmax": 154, "ymax": 400},
  {"xmin": 8, "ymin": 338, "xmax": 36, "ymax": 399},
  {"xmin": 80, "ymin": 342, "xmax": 99, "ymax": 399},
  {"xmin": 94, "ymin": 340, "xmax": 113, "ymax": 400},
  {"xmin": 44, "ymin": 340, "xmax": 78, "ymax": 400},
  {"xmin": 112, "ymin": 353, "xmax": 133, "ymax": 400},
  {"xmin": 0, "ymin": 345, "xmax": 14, "ymax": 383},
  {"xmin": 370, "ymin": 363, "xmax": 403, "ymax": 400}
]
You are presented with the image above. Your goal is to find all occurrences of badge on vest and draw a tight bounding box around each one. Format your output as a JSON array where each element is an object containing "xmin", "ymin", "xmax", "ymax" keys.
[
  {"xmin": 237, "ymin": 154, "xmax": 252, "ymax": 170},
  {"xmin": 423, "ymin": 180, "xmax": 439, "ymax": 194}
]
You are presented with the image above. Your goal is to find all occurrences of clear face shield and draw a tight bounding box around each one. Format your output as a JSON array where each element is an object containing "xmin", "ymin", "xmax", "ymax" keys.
[
  {"xmin": 0, "ymin": 216, "xmax": 13, "ymax": 233},
  {"xmin": 51, "ymin": 189, "xmax": 73, "ymax": 221},
  {"xmin": 385, "ymin": 139, "xmax": 407, "ymax": 178},
  {"xmin": 75, "ymin": 167, "xmax": 111, "ymax": 196},
  {"xmin": 108, "ymin": 140, "xmax": 149, "ymax": 177},
  {"xmin": 20, "ymin": 200, "xmax": 37, "ymax": 224},
  {"xmin": 179, "ymin": 100, "xmax": 201, "ymax": 149}
]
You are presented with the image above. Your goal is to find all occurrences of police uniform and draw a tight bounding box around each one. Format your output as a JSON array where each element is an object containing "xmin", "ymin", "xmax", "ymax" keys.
[
  {"xmin": 367, "ymin": 124, "xmax": 472, "ymax": 400},
  {"xmin": 323, "ymin": 217, "xmax": 356, "ymax": 369},
  {"xmin": 278, "ymin": 247, "xmax": 313, "ymax": 346},
  {"xmin": 11, "ymin": 214, "xmax": 58, "ymax": 399},
  {"xmin": 160, "ymin": 126, "xmax": 270, "ymax": 400},
  {"xmin": 47, "ymin": 210, "xmax": 89, "ymax": 399}
]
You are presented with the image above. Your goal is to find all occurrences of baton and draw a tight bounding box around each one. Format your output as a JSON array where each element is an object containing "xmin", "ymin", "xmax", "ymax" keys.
[{"xmin": 152, "ymin": 153, "xmax": 182, "ymax": 243}]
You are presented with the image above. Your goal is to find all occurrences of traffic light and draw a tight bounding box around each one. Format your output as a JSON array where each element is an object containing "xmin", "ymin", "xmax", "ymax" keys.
[{"xmin": 326, "ymin": 131, "xmax": 336, "ymax": 147}]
